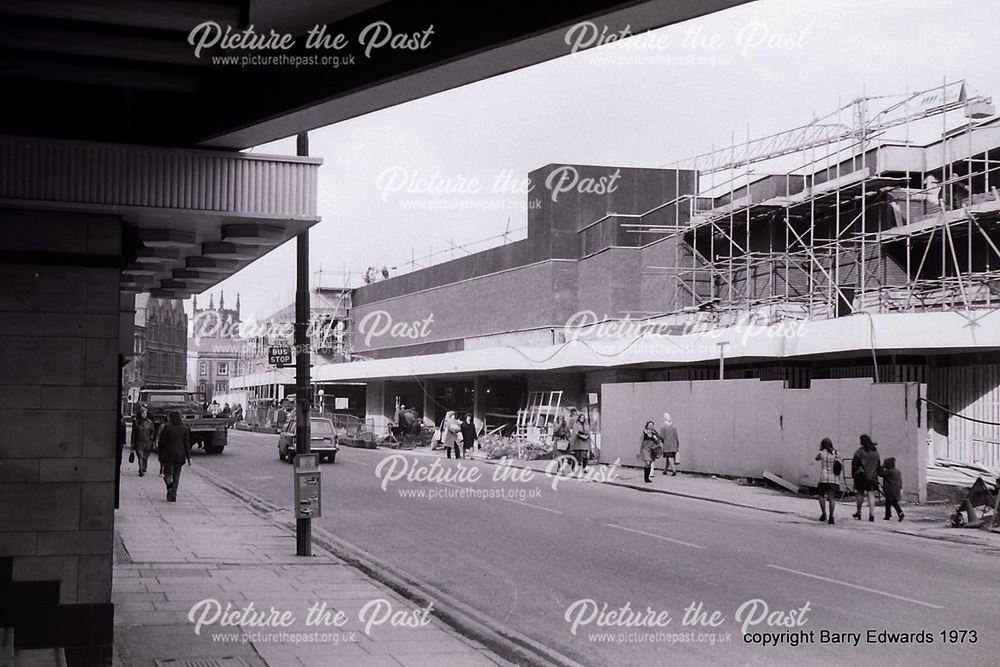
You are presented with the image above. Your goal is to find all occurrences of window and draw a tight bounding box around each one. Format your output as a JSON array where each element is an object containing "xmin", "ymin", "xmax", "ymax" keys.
[
  {"xmin": 215, "ymin": 381, "xmax": 228, "ymax": 393},
  {"xmin": 217, "ymin": 362, "xmax": 229, "ymax": 375},
  {"xmin": 199, "ymin": 361, "xmax": 207, "ymax": 376}
]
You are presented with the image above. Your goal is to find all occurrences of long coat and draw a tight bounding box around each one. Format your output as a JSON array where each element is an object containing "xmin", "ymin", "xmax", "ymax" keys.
[
  {"xmin": 569, "ymin": 421, "xmax": 591, "ymax": 453},
  {"xmin": 157, "ymin": 423, "xmax": 191, "ymax": 464},
  {"xmin": 442, "ymin": 418, "xmax": 462, "ymax": 448},
  {"xmin": 658, "ymin": 424, "xmax": 680, "ymax": 454},
  {"xmin": 131, "ymin": 417, "xmax": 156, "ymax": 455}
]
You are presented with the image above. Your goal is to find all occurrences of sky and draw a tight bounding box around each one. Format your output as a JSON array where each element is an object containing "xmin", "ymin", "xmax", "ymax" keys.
[{"xmin": 195, "ymin": 0, "xmax": 1000, "ymax": 322}]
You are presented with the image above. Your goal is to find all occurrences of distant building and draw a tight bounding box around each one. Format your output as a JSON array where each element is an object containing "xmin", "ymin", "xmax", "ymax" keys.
[
  {"xmin": 122, "ymin": 295, "xmax": 187, "ymax": 397},
  {"xmin": 188, "ymin": 291, "xmax": 242, "ymax": 403}
]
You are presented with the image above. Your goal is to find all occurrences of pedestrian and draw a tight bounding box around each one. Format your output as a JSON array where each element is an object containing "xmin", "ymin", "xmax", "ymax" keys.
[
  {"xmin": 569, "ymin": 412, "xmax": 591, "ymax": 471},
  {"xmin": 442, "ymin": 411, "xmax": 462, "ymax": 459},
  {"xmin": 158, "ymin": 411, "xmax": 191, "ymax": 502},
  {"xmin": 381, "ymin": 265, "xmax": 390, "ymax": 280},
  {"xmin": 552, "ymin": 414, "xmax": 573, "ymax": 473},
  {"xmin": 233, "ymin": 403, "xmax": 244, "ymax": 422},
  {"xmin": 208, "ymin": 400, "xmax": 221, "ymax": 417},
  {"xmin": 851, "ymin": 434, "xmax": 881, "ymax": 522},
  {"xmin": 639, "ymin": 420, "xmax": 662, "ymax": 483},
  {"xmin": 275, "ymin": 407, "xmax": 288, "ymax": 429},
  {"xmin": 130, "ymin": 405, "xmax": 156, "ymax": 477},
  {"xmin": 460, "ymin": 413, "xmax": 478, "ymax": 457},
  {"xmin": 878, "ymin": 457, "xmax": 904, "ymax": 521},
  {"xmin": 221, "ymin": 402, "xmax": 231, "ymax": 418},
  {"xmin": 658, "ymin": 412, "xmax": 680, "ymax": 476},
  {"xmin": 814, "ymin": 437, "xmax": 841, "ymax": 525},
  {"xmin": 364, "ymin": 266, "xmax": 375, "ymax": 284}
]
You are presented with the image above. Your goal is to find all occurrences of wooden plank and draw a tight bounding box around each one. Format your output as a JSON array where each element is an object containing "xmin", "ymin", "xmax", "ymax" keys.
[{"xmin": 764, "ymin": 470, "xmax": 800, "ymax": 494}]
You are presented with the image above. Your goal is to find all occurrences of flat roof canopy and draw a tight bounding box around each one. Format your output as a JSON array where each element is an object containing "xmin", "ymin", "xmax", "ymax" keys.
[
  {"xmin": 0, "ymin": 0, "xmax": 751, "ymax": 149},
  {"xmin": 231, "ymin": 311, "xmax": 1000, "ymax": 385}
]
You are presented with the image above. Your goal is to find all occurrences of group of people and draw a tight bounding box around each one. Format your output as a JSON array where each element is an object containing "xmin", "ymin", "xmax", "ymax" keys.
[
  {"xmin": 436, "ymin": 411, "xmax": 479, "ymax": 459},
  {"xmin": 814, "ymin": 434, "xmax": 903, "ymax": 525},
  {"xmin": 363, "ymin": 265, "xmax": 391, "ymax": 284},
  {"xmin": 128, "ymin": 405, "xmax": 192, "ymax": 502},
  {"xmin": 553, "ymin": 408, "xmax": 595, "ymax": 472},
  {"xmin": 637, "ymin": 413, "xmax": 680, "ymax": 483},
  {"xmin": 207, "ymin": 400, "xmax": 242, "ymax": 421}
]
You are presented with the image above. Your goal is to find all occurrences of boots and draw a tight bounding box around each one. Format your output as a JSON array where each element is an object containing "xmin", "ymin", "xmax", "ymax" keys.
[{"xmin": 643, "ymin": 466, "xmax": 652, "ymax": 483}]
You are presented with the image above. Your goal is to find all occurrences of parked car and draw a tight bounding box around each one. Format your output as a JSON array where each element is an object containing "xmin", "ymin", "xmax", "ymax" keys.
[{"xmin": 278, "ymin": 416, "xmax": 339, "ymax": 463}]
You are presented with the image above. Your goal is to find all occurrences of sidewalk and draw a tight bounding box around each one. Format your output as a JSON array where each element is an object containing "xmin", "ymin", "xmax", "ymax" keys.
[
  {"xmin": 415, "ymin": 446, "xmax": 1000, "ymax": 550},
  {"xmin": 112, "ymin": 463, "xmax": 508, "ymax": 667}
]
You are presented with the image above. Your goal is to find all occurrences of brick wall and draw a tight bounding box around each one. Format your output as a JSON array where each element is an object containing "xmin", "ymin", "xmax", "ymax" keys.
[{"xmin": 0, "ymin": 208, "xmax": 120, "ymax": 663}]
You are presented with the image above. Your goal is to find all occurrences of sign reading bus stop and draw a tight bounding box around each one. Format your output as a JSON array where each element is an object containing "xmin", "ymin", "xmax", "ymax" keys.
[{"xmin": 268, "ymin": 345, "xmax": 293, "ymax": 367}]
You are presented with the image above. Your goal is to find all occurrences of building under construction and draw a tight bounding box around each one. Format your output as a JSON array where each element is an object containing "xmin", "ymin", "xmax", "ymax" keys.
[{"xmin": 233, "ymin": 79, "xmax": 1000, "ymax": 476}]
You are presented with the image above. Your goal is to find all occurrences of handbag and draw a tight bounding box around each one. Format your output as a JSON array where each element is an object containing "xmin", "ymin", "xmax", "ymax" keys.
[
  {"xmin": 832, "ymin": 458, "xmax": 842, "ymax": 476},
  {"xmin": 555, "ymin": 438, "xmax": 570, "ymax": 452},
  {"xmin": 128, "ymin": 450, "xmax": 135, "ymax": 463}
]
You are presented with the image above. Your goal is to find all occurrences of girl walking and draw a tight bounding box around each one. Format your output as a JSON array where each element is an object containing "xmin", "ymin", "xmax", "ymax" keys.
[
  {"xmin": 814, "ymin": 438, "xmax": 841, "ymax": 525},
  {"xmin": 639, "ymin": 421, "xmax": 661, "ymax": 483}
]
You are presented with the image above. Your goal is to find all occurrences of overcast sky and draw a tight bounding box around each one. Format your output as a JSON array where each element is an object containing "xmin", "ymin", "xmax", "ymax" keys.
[{"xmin": 194, "ymin": 0, "xmax": 1000, "ymax": 322}]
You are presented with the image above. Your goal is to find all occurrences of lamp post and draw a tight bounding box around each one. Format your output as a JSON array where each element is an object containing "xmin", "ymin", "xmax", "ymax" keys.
[{"xmin": 295, "ymin": 131, "xmax": 312, "ymax": 557}]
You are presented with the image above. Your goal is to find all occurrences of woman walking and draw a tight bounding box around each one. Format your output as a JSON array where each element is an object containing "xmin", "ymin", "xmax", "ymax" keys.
[
  {"xmin": 851, "ymin": 434, "xmax": 881, "ymax": 521},
  {"xmin": 158, "ymin": 411, "xmax": 191, "ymax": 502},
  {"xmin": 570, "ymin": 413, "xmax": 591, "ymax": 471},
  {"xmin": 814, "ymin": 438, "xmax": 841, "ymax": 525},
  {"xmin": 460, "ymin": 414, "xmax": 478, "ymax": 457},
  {"xmin": 130, "ymin": 405, "xmax": 156, "ymax": 477},
  {"xmin": 639, "ymin": 421, "xmax": 662, "ymax": 483},
  {"xmin": 552, "ymin": 415, "xmax": 573, "ymax": 473},
  {"xmin": 442, "ymin": 411, "xmax": 462, "ymax": 459}
]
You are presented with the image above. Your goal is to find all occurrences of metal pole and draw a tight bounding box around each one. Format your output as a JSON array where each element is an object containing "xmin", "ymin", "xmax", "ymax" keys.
[
  {"xmin": 717, "ymin": 341, "xmax": 729, "ymax": 379},
  {"xmin": 295, "ymin": 131, "xmax": 312, "ymax": 557}
]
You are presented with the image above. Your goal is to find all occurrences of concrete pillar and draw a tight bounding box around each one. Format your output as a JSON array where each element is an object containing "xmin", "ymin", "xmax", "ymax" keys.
[
  {"xmin": 473, "ymin": 375, "xmax": 487, "ymax": 423},
  {"xmin": 422, "ymin": 379, "xmax": 437, "ymax": 424},
  {"xmin": 366, "ymin": 381, "xmax": 389, "ymax": 435}
]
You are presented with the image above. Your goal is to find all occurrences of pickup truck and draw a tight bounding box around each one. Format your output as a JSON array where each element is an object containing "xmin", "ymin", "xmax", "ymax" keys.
[{"xmin": 135, "ymin": 388, "xmax": 231, "ymax": 454}]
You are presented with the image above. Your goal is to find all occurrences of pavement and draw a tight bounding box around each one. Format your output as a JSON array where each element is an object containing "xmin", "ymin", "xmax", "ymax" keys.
[{"xmin": 111, "ymin": 459, "xmax": 510, "ymax": 667}]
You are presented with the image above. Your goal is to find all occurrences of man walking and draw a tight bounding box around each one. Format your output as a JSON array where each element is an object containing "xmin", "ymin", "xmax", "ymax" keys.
[{"xmin": 659, "ymin": 412, "xmax": 680, "ymax": 476}]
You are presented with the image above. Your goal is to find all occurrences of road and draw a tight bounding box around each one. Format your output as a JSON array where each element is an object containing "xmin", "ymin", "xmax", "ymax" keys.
[{"xmin": 193, "ymin": 430, "xmax": 998, "ymax": 666}]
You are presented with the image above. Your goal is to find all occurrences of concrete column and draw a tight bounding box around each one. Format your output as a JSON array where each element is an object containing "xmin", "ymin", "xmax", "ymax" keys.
[
  {"xmin": 473, "ymin": 375, "xmax": 487, "ymax": 423},
  {"xmin": 422, "ymin": 379, "xmax": 437, "ymax": 424},
  {"xmin": 366, "ymin": 381, "xmax": 389, "ymax": 435}
]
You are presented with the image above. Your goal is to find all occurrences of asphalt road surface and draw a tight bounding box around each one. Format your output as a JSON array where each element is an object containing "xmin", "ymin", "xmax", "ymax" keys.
[{"xmin": 191, "ymin": 430, "xmax": 998, "ymax": 666}]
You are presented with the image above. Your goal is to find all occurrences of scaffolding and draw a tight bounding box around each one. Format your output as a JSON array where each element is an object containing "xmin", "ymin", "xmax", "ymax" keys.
[{"xmin": 627, "ymin": 79, "xmax": 1000, "ymax": 323}]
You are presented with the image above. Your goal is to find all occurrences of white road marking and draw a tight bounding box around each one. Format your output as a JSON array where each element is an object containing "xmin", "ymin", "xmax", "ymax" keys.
[
  {"xmin": 766, "ymin": 564, "xmax": 944, "ymax": 609},
  {"xmin": 605, "ymin": 524, "xmax": 705, "ymax": 550},
  {"xmin": 341, "ymin": 458, "xmax": 369, "ymax": 466},
  {"xmin": 429, "ymin": 482, "xmax": 564, "ymax": 515},
  {"xmin": 506, "ymin": 500, "xmax": 564, "ymax": 515}
]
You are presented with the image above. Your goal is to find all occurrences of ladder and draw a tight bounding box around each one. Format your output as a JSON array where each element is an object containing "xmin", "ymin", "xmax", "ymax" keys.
[{"xmin": 515, "ymin": 391, "xmax": 563, "ymax": 442}]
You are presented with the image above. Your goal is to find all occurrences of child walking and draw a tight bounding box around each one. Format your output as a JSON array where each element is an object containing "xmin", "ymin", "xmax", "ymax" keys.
[{"xmin": 878, "ymin": 457, "xmax": 904, "ymax": 521}]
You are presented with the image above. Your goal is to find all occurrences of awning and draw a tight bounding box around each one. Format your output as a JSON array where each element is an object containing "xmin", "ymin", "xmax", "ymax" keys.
[{"xmin": 230, "ymin": 310, "xmax": 1000, "ymax": 386}]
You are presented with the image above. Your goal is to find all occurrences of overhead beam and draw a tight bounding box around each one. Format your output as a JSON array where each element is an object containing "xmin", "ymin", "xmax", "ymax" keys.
[{"xmin": 0, "ymin": 0, "xmax": 241, "ymax": 33}]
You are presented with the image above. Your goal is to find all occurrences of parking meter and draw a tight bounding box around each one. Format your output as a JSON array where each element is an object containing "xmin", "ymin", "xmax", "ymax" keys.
[{"xmin": 293, "ymin": 453, "xmax": 321, "ymax": 519}]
